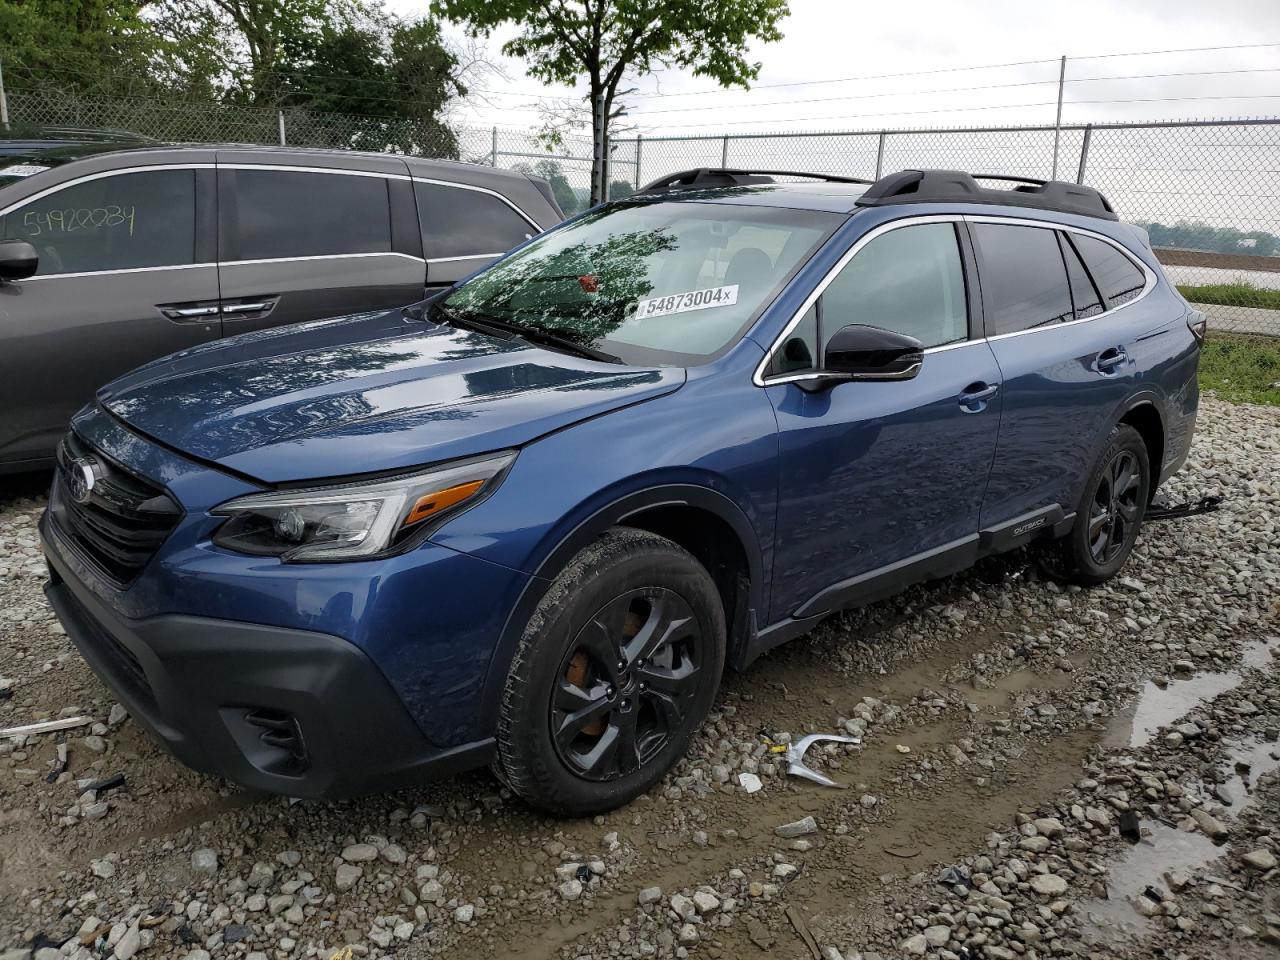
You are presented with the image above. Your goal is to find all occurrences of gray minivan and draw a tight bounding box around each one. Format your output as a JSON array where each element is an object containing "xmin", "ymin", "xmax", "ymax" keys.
[{"xmin": 0, "ymin": 143, "xmax": 563, "ymax": 473}]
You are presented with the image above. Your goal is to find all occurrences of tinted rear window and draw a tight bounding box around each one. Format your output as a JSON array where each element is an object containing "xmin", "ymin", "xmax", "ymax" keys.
[
  {"xmin": 972, "ymin": 223, "xmax": 1074, "ymax": 335},
  {"xmin": 229, "ymin": 170, "xmax": 391, "ymax": 260},
  {"xmin": 1071, "ymin": 234, "xmax": 1146, "ymax": 308},
  {"xmin": 416, "ymin": 182, "xmax": 536, "ymax": 260}
]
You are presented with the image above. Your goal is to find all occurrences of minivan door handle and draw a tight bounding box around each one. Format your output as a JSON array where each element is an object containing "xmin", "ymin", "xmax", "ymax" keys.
[
  {"xmin": 1095, "ymin": 346, "xmax": 1128, "ymax": 373},
  {"xmin": 959, "ymin": 381, "xmax": 999, "ymax": 413},
  {"xmin": 221, "ymin": 298, "xmax": 277, "ymax": 319},
  {"xmin": 159, "ymin": 301, "xmax": 220, "ymax": 322}
]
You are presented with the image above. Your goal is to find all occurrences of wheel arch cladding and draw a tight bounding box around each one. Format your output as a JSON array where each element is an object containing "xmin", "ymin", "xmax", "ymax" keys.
[
  {"xmin": 614, "ymin": 502, "xmax": 752, "ymax": 668},
  {"xmin": 1118, "ymin": 401, "xmax": 1165, "ymax": 501},
  {"xmin": 476, "ymin": 485, "xmax": 764, "ymax": 733}
]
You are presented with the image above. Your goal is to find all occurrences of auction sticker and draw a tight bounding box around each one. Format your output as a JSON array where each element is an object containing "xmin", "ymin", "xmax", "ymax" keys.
[
  {"xmin": 634, "ymin": 284, "xmax": 738, "ymax": 320},
  {"xmin": 1, "ymin": 164, "xmax": 50, "ymax": 178}
]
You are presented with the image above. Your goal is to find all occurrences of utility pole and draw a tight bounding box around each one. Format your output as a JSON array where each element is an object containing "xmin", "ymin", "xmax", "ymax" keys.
[
  {"xmin": 0, "ymin": 57, "xmax": 10, "ymax": 132},
  {"xmin": 1051, "ymin": 55, "xmax": 1067, "ymax": 180},
  {"xmin": 277, "ymin": 110, "xmax": 286, "ymax": 146}
]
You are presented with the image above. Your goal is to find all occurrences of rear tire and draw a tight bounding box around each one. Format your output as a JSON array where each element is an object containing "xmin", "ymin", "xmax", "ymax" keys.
[
  {"xmin": 1051, "ymin": 423, "xmax": 1150, "ymax": 586},
  {"xmin": 495, "ymin": 528, "xmax": 725, "ymax": 815}
]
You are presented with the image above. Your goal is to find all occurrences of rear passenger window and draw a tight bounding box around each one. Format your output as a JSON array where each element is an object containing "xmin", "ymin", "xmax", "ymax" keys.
[
  {"xmin": 0, "ymin": 169, "xmax": 195, "ymax": 275},
  {"xmin": 972, "ymin": 223, "xmax": 1074, "ymax": 335},
  {"xmin": 1059, "ymin": 233, "xmax": 1105, "ymax": 319},
  {"xmin": 416, "ymin": 182, "xmax": 535, "ymax": 260},
  {"xmin": 820, "ymin": 222, "xmax": 968, "ymax": 351},
  {"xmin": 1071, "ymin": 234, "xmax": 1146, "ymax": 308},
  {"xmin": 229, "ymin": 170, "xmax": 391, "ymax": 261}
]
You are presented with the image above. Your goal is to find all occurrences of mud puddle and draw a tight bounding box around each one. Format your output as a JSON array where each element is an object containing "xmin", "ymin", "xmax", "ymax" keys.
[
  {"xmin": 1107, "ymin": 636, "xmax": 1278, "ymax": 748},
  {"xmin": 1078, "ymin": 734, "xmax": 1280, "ymax": 941}
]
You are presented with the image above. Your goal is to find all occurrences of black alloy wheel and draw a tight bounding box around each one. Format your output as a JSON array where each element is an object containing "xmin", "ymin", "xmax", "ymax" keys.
[
  {"xmin": 551, "ymin": 588, "xmax": 703, "ymax": 782},
  {"xmin": 1050, "ymin": 423, "xmax": 1150, "ymax": 586},
  {"xmin": 1087, "ymin": 448, "xmax": 1142, "ymax": 564},
  {"xmin": 494, "ymin": 527, "xmax": 725, "ymax": 815}
]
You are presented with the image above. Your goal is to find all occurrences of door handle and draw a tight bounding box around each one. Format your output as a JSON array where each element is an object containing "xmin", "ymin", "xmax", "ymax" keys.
[
  {"xmin": 959, "ymin": 382, "xmax": 999, "ymax": 412},
  {"xmin": 159, "ymin": 303, "xmax": 220, "ymax": 322},
  {"xmin": 221, "ymin": 301, "xmax": 273, "ymax": 316},
  {"xmin": 1095, "ymin": 347, "xmax": 1128, "ymax": 372}
]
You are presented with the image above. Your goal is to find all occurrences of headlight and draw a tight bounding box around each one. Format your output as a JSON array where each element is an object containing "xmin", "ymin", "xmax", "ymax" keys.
[{"xmin": 211, "ymin": 451, "xmax": 516, "ymax": 562}]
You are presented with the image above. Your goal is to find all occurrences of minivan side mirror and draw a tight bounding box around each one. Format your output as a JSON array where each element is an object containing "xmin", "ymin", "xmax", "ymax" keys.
[
  {"xmin": 0, "ymin": 240, "xmax": 38, "ymax": 281},
  {"xmin": 824, "ymin": 324, "xmax": 923, "ymax": 381}
]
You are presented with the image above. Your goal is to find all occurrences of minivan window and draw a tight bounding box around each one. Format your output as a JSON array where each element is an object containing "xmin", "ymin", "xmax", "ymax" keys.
[
  {"xmin": 820, "ymin": 222, "xmax": 967, "ymax": 352},
  {"xmin": 1059, "ymin": 232, "xmax": 1105, "ymax": 319},
  {"xmin": 416, "ymin": 182, "xmax": 536, "ymax": 260},
  {"xmin": 229, "ymin": 170, "xmax": 391, "ymax": 261},
  {"xmin": 0, "ymin": 169, "xmax": 195, "ymax": 276},
  {"xmin": 972, "ymin": 223, "xmax": 1075, "ymax": 335},
  {"xmin": 443, "ymin": 201, "xmax": 839, "ymax": 366},
  {"xmin": 1071, "ymin": 234, "xmax": 1146, "ymax": 308}
]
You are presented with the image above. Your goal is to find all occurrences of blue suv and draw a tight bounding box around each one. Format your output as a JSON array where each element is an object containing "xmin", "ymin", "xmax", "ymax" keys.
[{"xmin": 40, "ymin": 168, "xmax": 1202, "ymax": 814}]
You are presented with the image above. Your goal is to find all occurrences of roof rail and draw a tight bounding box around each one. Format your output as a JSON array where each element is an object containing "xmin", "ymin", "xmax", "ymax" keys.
[
  {"xmin": 855, "ymin": 169, "xmax": 1118, "ymax": 221},
  {"xmin": 638, "ymin": 168, "xmax": 872, "ymax": 194}
]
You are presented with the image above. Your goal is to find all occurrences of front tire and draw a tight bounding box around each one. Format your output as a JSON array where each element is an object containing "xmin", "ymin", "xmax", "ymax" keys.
[
  {"xmin": 1052, "ymin": 423, "xmax": 1151, "ymax": 585},
  {"xmin": 495, "ymin": 528, "xmax": 726, "ymax": 815}
]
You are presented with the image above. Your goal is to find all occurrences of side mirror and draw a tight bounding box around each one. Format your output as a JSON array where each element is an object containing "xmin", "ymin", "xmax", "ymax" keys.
[
  {"xmin": 824, "ymin": 324, "xmax": 923, "ymax": 381},
  {"xmin": 0, "ymin": 240, "xmax": 38, "ymax": 281}
]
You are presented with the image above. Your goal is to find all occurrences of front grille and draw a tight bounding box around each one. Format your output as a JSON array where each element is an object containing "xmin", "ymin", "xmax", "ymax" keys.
[{"xmin": 54, "ymin": 432, "xmax": 182, "ymax": 585}]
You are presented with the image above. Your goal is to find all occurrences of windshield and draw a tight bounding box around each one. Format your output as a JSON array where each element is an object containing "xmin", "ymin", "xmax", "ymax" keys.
[{"xmin": 442, "ymin": 200, "xmax": 840, "ymax": 366}]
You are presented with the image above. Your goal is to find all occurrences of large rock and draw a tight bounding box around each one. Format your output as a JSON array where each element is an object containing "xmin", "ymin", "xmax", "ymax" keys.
[
  {"xmin": 1029, "ymin": 874, "xmax": 1068, "ymax": 896},
  {"xmin": 1190, "ymin": 808, "xmax": 1229, "ymax": 841},
  {"xmin": 775, "ymin": 816, "xmax": 818, "ymax": 838}
]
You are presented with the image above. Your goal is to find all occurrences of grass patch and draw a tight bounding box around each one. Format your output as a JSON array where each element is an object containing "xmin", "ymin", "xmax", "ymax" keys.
[
  {"xmin": 1198, "ymin": 333, "xmax": 1280, "ymax": 405},
  {"xmin": 1178, "ymin": 279, "xmax": 1280, "ymax": 310}
]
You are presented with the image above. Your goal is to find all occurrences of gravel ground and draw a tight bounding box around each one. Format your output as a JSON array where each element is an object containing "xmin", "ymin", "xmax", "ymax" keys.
[{"xmin": 0, "ymin": 393, "xmax": 1277, "ymax": 960}]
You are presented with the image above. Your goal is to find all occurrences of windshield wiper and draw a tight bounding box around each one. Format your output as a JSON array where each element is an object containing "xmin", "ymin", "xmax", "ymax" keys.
[{"xmin": 432, "ymin": 303, "xmax": 623, "ymax": 365}]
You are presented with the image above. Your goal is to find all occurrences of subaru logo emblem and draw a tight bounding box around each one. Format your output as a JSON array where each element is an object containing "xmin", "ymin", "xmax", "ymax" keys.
[{"xmin": 67, "ymin": 457, "xmax": 99, "ymax": 504}]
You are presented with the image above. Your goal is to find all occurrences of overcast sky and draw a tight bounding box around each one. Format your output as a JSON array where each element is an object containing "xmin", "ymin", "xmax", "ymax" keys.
[{"xmin": 385, "ymin": 0, "xmax": 1280, "ymax": 137}]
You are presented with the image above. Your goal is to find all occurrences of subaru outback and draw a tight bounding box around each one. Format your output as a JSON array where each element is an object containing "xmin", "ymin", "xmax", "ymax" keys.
[{"xmin": 40, "ymin": 168, "xmax": 1201, "ymax": 814}]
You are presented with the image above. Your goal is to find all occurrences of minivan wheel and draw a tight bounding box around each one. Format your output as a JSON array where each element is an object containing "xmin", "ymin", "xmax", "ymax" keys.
[
  {"xmin": 1051, "ymin": 423, "xmax": 1151, "ymax": 586},
  {"xmin": 495, "ymin": 528, "xmax": 725, "ymax": 815}
]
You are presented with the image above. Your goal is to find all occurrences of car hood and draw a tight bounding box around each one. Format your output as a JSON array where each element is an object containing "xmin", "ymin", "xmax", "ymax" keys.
[{"xmin": 100, "ymin": 310, "xmax": 684, "ymax": 484}]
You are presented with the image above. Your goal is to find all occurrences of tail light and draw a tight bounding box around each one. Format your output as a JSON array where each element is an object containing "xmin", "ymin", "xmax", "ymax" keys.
[{"xmin": 1186, "ymin": 310, "xmax": 1207, "ymax": 343}]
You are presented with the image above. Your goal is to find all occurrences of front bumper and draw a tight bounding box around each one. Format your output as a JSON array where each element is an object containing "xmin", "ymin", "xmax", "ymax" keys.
[{"xmin": 42, "ymin": 531, "xmax": 494, "ymax": 798}]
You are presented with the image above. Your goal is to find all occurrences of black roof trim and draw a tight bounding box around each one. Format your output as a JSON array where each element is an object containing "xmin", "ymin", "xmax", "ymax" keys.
[
  {"xmin": 638, "ymin": 168, "xmax": 872, "ymax": 194},
  {"xmin": 855, "ymin": 169, "xmax": 1118, "ymax": 220}
]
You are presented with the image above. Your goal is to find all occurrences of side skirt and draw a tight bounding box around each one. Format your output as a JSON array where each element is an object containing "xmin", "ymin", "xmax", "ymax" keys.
[{"xmin": 736, "ymin": 504, "xmax": 1072, "ymax": 669}]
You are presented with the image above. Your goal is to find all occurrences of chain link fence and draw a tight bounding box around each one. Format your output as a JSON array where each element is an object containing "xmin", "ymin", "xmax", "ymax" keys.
[
  {"xmin": 8, "ymin": 89, "xmax": 1278, "ymax": 335},
  {"xmin": 630, "ymin": 121, "xmax": 1280, "ymax": 336}
]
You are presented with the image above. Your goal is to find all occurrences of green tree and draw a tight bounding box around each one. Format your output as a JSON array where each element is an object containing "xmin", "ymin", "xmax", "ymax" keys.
[
  {"xmin": 433, "ymin": 0, "xmax": 789, "ymax": 204},
  {"xmin": 0, "ymin": 0, "xmax": 174, "ymax": 98}
]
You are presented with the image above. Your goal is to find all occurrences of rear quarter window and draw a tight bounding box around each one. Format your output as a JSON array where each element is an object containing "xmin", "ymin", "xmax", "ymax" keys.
[
  {"xmin": 415, "ymin": 182, "xmax": 536, "ymax": 260},
  {"xmin": 1070, "ymin": 234, "xmax": 1147, "ymax": 308}
]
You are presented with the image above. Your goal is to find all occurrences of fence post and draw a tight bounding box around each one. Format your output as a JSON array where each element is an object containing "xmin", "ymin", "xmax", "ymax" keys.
[
  {"xmin": 1051, "ymin": 55, "xmax": 1067, "ymax": 180},
  {"xmin": 634, "ymin": 134, "xmax": 643, "ymax": 188},
  {"xmin": 277, "ymin": 110, "xmax": 286, "ymax": 146},
  {"xmin": 491, "ymin": 127, "xmax": 498, "ymax": 166},
  {"xmin": 0, "ymin": 58, "xmax": 9, "ymax": 131},
  {"xmin": 721, "ymin": 135, "xmax": 730, "ymax": 168},
  {"xmin": 875, "ymin": 131, "xmax": 886, "ymax": 179},
  {"xmin": 1076, "ymin": 124, "xmax": 1092, "ymax": 185}
]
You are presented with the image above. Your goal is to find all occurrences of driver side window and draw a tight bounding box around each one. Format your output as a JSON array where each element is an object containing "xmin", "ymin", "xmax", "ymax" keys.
[
  {"xmin": 0, "ymin": 169, "xmax": 197, "ymax": 276},
  {"xmin": 822, "ymin": 222, "xmax": 968, "ymax": 354},
  {"xmin": 769, "ymin": 222, "xmax": 968, "ymax": 378}
]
